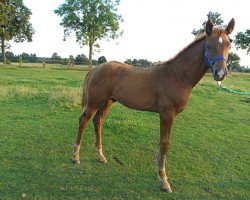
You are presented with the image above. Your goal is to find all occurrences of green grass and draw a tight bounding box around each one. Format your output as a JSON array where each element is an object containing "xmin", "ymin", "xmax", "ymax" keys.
[
  {"xmin": 0, "ymin": 65, "xmax": 249, "ymax": 199},
  {"xmin": 10, "ymin": 62, "xmax": 90, "ymax": 69}
]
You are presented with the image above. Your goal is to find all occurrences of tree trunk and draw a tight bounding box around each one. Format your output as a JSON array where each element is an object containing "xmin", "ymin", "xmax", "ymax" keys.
[
  {"xmin": 19, "ymin": 55, "xmax": 22, "ymax": 66},
  {"xmin": 88, "ymin": 41, "xmax": 93, "ymax": 70},
  {"xmin": 1, "ymin": 38, "xmax": 6, "ymax": 64}
]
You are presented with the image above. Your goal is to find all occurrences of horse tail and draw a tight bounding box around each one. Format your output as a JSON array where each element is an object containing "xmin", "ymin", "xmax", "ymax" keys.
[{"xmin": 82, "ymin": 71, "xmax": 92, "ymax": 109}]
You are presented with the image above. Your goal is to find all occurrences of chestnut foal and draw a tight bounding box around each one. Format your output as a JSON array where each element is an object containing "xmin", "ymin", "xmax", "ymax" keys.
[{"xmin": 73, "ymin": 18, "xmax": 235, "ymax": 192}]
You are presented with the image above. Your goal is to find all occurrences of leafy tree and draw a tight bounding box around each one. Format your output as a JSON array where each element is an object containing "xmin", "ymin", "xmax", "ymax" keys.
[
  {"xmin": 55, "ymin": 0, "xmax": 123, "ymax": 69},
  {"xmin": 61, "ymin": 58, "xmax": 68, "ymax": 65},
  {"xmin": 5, "ymin": 51, "xmax": 15, "ymax": 63},
  {"xmin": 92, "ymin": 59, "xmax": 98, "ymax": 66},
  {"xmin": 75, "ymin": 54, "xmax": 88, "ymax": 65},
  {"xmin": 0, "ymin": 0, "xmax": 34, "ymax": 64},
  {"xmin": 68, "ymin": 55, "xmax": 75, "ymax": 67},
  {"xmin": 137, "ymin": 59, "xmax": 152, "ymax": 68},
  {"xmin": 21, "ymin": 52, "xmax": 30, "ymax": 62},
  {"xmin": 124, "ymin": 59, "xmax": 132, "ymax": 65},
  {"xmin": 192, "ymin": 11, "xmax": 224, "ymax": 36},
  {"xmin": 98, "ymin": 56, "xmax": 107, "ymax": 64},
  {"xmin": 29, "ymin": 53, "xmax": 38, "ymax": 63},
  {"xmin": 124, "ymin": 58, "xmax": 152, "ymax": 67},
  {"xmin": 51, "ymin": 52, "xmax": 62, "ymax": 61},
  {"xmin": 132, "ymin": 58, "xmax": 138, "ymax": 66},
  {"xmin": 227, "ymin": 52, "xmax": 240, "ymax": 71},
  {"xmin": 235, "ymin": 29, "xmax": 250, "ymax": 54}
]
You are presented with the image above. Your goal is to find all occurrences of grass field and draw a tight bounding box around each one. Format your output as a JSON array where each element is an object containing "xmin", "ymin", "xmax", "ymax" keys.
[{"xmin": 0, "ymin": 65, "xmax": 249, "ymax": 199}]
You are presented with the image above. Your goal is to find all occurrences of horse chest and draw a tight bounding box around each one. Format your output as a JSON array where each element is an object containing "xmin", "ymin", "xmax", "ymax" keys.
[
  {"xmin": 174, "ymin": 91, "xmax": 190, "ymax": 114},
  {"xmin": 158, "ymin": 86, "xmax": 191, "ymax": 114}
]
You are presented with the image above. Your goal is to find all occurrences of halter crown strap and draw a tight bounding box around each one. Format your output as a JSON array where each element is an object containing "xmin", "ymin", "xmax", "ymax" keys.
[{"xmin": 205, "ymin": 45, "xmax": 227, "ymax": 69}]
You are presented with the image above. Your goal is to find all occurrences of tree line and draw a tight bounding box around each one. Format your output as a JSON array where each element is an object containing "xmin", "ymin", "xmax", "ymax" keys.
[
  {"xmin": 0, "ymin": 51, "xmax": 104, "ymax": 66},
  {"xmin": 1, "ymin": 50, "xmax": 249, "ymax": 72},
  {"xmin": 0, "ymin": 51, "xmax": 157, "ymax": 68}
]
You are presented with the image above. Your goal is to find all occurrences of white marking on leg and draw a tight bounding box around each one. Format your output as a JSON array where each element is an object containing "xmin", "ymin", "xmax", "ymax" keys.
[
  {"xmin": 74, "ymin": 144, "xmax": 79, "ymax": 154},
  {"xmin": 96, "ymin": 148, "xmax": 107, "ymax": 163},
  {"xmin": 73, "ymin": 144, "xmax": 81, "ymax": 163}
]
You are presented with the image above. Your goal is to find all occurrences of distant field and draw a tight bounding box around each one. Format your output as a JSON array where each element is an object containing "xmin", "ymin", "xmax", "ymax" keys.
[
  {"xmin": 9, "ymin": 62, "xmax": 91, "ymax": 70},
  {"xmin": 0, "ymin": 65, "xmax": 249, "ymax": 199}
]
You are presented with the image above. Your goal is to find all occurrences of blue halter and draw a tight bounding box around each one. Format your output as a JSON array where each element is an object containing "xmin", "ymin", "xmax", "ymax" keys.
[{"xmin": 205, "ymin": 44, "xmax": 227, "ymax": 71}]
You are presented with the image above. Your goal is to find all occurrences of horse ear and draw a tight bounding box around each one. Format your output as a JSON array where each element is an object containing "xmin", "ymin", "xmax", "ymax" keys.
[
  {"xmin": 225, "ymin": 18, "xmax": 235, "ymax": 35},
  {"xmin": 206, "ymin": 19, "xmax": 213, "ymax": 35}
]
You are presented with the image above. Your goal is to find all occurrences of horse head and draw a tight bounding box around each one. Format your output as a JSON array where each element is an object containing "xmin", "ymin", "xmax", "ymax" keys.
[{"xmin": 205, "ymin": 18, "xmax": 235, "ymax": 81}]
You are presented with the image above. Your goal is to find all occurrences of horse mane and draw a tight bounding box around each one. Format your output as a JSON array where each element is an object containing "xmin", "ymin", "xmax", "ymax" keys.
[{"xmin": 159, "ymin": 33, "xmax": 207, "ymax": 66}]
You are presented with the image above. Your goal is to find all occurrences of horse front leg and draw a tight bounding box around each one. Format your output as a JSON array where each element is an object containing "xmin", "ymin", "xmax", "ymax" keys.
[
  {"xmin": 73, "ymin": 107, "xmax": 96, "ymax": 164},
  {"xmin": 157, "ymin": 109, "xmax": 176, "ymax": 193}
]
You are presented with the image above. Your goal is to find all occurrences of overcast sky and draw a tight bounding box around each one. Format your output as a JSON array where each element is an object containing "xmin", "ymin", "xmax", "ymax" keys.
[{"xmin": 10, "ymin": 0, "xmax": 250, "ymax": 66}]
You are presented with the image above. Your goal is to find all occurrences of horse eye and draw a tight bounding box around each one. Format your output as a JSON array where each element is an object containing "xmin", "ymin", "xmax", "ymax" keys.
[{"xmin": 228, "ymin": 37, "xmax": 233, "ymax": 43}]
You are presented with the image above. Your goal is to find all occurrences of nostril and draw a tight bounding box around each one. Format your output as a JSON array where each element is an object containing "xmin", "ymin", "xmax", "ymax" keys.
[{"xmin": 216, "ymin": 69, "xmax": 226, "ymax": 80}]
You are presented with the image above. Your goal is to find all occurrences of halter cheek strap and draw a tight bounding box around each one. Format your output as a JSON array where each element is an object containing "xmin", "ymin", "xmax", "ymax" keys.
[{"xmin": 205, "ymin": 45, "xmax": 227, "ymax": 71}]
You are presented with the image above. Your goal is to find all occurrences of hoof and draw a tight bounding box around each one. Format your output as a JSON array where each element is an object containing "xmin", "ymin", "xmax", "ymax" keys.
[
  {"xmin": 99, "ymin": 156, "xmax": 108, "ymax": 163},
  {"xmin": 161, "ymin": 186, "xmax": 172, "ymax": 193},
  {"xmin": 72, "ymin": 159, "xmax": 80, "ymax": 164}
]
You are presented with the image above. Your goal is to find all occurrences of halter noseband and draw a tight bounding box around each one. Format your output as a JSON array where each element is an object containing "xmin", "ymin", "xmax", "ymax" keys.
[{"xmin": 205, "ymin": 44, "xmax": 227, "ymax": 71}]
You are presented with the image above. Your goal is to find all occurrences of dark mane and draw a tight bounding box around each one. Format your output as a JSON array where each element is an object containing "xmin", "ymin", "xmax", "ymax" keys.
[{"xmin": 161, "ymin": 33, "xmax": 207, "ymax": 65}]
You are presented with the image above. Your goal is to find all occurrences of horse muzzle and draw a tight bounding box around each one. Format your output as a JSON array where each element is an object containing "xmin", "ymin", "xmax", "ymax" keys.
[{"xmin": 213, "ymin": 68, "xmax": 228, "ymax": 81}]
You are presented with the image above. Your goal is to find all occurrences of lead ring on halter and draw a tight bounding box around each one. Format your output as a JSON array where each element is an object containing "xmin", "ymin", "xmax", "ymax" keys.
[{"xmin": 205, "ymin": 44, "xmax": 227, "ymax": 71}]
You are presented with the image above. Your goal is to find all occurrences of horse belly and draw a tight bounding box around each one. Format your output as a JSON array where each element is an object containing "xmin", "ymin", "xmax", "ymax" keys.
[{"xmin": 112, "ymin": 86, "xmax": 158, "ymax": 112}]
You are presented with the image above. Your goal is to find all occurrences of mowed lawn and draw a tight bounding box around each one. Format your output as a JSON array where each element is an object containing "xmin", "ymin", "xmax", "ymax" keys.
[{"xmin": 0, "ymin": 65, "xmax": 249, "ymax": 199}]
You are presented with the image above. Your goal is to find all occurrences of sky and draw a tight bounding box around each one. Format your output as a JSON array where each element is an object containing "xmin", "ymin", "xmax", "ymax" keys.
[{"xmin": 10, "ymin": 0, "xmax": 250, "ymax": 66}]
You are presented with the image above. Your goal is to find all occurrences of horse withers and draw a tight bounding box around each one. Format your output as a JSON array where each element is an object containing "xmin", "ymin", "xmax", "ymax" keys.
[{"xmin": 73, "ymin": 18, "xmax": 235, "ymax": 193}]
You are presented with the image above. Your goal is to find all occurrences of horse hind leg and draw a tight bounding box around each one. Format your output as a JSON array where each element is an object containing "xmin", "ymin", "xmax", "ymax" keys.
[
  {"xmin": 93, "ymin": 99, "xmax": 113, "ymax": 163},
  {"xmin": 73, "ymin": 106, "xmax": 97, "ymax": 164}
]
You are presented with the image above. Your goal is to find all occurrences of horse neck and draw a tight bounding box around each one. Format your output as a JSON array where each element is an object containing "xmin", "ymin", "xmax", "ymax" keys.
[{"xmin": 170, "ymin": 38, "xmax": 209, "ymax": 88}]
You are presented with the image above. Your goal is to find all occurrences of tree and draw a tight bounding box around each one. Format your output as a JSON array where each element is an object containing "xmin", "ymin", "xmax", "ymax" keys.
[
  {"xmin": 124, "ymin": 59, "xmax": 132, "ymax": 65},
  {"xmin": 21, "ymin": 52, "xmax": 30, "ymax": 62},
  {"xmin": 5, "ymin": 51, "xmax": 15, "ymax": 63},
  {"xmin": 92, "ymin": 59, "xmax": 98, "ymax": 66},
  {"xmin": 132, "ymin": 58, "xmax": 138, "ymax": 66},
  {"xmin": 68, "ymin": 55, "xmax": 75, "ymax": 67},
  {"xmin": 124, "ymin": 58, "xmax": 152, "ymax": 67},
  {"xmin": 0, "ymin": 0, "xmax": 34, "ymax": 64},
  {"xmin": 137, "ymin": 59, "xmax": 151, "ymax": 68},
  {"xmin": 98, "ymin": 56, "xmax": 107, "ymax": 64},
  {"xmin": 235, "ymin": 29, "xmax": 250, "ymax": 54},
  {"xmin": 51, "ymin": 52, "xmax": 61, "ymax": 61},
  {"xmin": 29, "ymin": 53, "xmax": 38, "ymax": 63},
  {"xmin": 227, "ymin": 52, "xmax": 240, "ymax": 71},
  {"xmin": 192, "ymin": 11, "xmax": 224, "ymax": 36},
  {"xmin": 75, "ymin": 54, "xmax": 88, "ymax": 65},
  {"xmin": 55, "ymin": 0, "xmax": 123, "ymax": 69}
]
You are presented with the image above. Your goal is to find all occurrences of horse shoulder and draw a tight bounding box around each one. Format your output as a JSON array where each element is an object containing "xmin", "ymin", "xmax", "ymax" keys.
[{"xmin": 155, "ymin": 73, "xmax": 191, "ymax": 114}]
